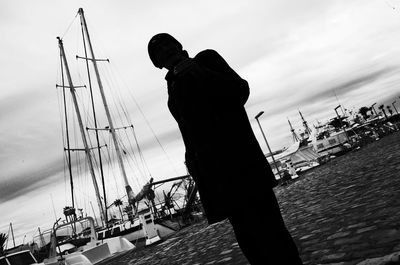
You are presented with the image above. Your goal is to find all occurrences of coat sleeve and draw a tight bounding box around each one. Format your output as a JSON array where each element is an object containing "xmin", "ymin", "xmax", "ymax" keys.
[{"xmin": 195, "ymin": 49, "xmax": 249, "ymax": 106}]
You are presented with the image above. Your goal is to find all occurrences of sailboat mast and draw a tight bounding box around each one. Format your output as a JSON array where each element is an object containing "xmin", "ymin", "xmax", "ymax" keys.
[
  {"xmin": 78, "ymin": 8, "xmax": 136, "ymax": 209},
  {"xmin": 299, "ymin": 110, "xmax": 312, "ymax": 135},
  {"xmin": 288, "ymin": 118, "xmax": 299, "ymax": 142},
  {"xmin": 57, "ymin": 37, "xmax": 107, "ymax": 225},
  {"xmin": 9, "ymin": 223, "xmax": 15, "ymax": 248},
  {"xmin": 59, "ymin": 49, "xmax": 75, "ymax": 208},
  {"xmin": 79, "ymin": 22, "xmax": 108, "ymax": 224},
  {"xmin": 38, "ymin": 227, "xmax": 46, "ymax": 248}
]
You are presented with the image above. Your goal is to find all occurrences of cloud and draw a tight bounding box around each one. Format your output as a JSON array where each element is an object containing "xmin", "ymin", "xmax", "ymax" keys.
[
  {"xmin": 0, "ymin": 86, "xmax": 62, "ymax": 179},
  {"xmin": 0, "ymin": 122, "xmax": 183, "ymax": 205},
  {"xmin": 0, "ymin": 89, "xmax": 47, "ymax": 120},
  {"xmin": 0, "ymin": 158, "xmax": 64, "ymax": 203},
  {"xmin": 306, "ymin": 66, "xmax": 399, "ymax": 104},
  {"xmin": 245, "ymin": 65, "xmax": 397, "ymax": 118},
  {"xmin": 132, "ymin": 126, "xmax": 182, "ymax": 151},
  {"xmin": 2, "ymin": 0, "xmax": 400, "ymax": 242}
]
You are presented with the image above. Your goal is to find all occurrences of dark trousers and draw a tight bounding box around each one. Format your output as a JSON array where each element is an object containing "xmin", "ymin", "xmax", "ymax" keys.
[{"xmin": 228, "ymin": 189, "xmax": 303, "ymax": 265}]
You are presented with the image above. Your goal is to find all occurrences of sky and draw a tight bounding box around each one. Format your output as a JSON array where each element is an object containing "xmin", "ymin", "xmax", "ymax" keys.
[{"xmin": 1, "ymin": 0, "xmax": 400, "ymax": 246}]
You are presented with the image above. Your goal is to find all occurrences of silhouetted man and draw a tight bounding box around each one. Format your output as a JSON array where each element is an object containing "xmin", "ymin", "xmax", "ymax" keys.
[{"xmin": 148, "ymin": 33, "xmax": 303, "ymax": 265}]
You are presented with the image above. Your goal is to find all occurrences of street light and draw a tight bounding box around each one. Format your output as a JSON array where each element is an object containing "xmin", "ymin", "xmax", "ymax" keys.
[
  {"xmin": 334, "ymin": 105, "xmax": 350, "ymax": 143},
  {"xmin": 334, "ymin": 105, "xmax": 341, "ymax": 120},
  {"xmin": 371, "ymin": 103, "xmax": 377, "ymax": 116},
  {"xmin": 392, "ymin": 101, "xmax": 399, "ymax": 115},
  {"xmin": 254, "ymin": 111, "xmax": 282, "ymax": 180}
]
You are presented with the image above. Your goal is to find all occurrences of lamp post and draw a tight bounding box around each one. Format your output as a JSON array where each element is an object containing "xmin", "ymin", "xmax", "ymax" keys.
[
  {"xmin": 254, "ymin": 111, "xmax": 282, "ymax": 180},
  {"xmin": 371, "ymin": 103, "xmax": 377, "ymax": 116},
  {"xmin": 334, "ymin": 105, "xmax": 350, "ymax": 143},
  {"xmin": 334, "ymin": 105, "xmax": 341, "ymax": 120},
  {"xmin": 392, "ymin": 101, "xmax": 399, "ymax": 115}
]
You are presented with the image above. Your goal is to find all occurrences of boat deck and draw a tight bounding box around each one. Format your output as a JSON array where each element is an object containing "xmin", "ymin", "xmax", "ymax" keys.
[{"xmin": 99, "ymin": 131, "xmax": 400, "ymax": 265}]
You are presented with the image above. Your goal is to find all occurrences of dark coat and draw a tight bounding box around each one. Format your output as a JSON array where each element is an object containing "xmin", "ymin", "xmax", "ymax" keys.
[{"xmin": 166, "ymin": 49, "xmax": 277, "ymax": 224}]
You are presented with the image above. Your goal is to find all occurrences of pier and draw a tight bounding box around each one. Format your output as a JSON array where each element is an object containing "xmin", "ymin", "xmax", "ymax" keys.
[{"xmin": 99, "ymin": 131, "xmax": 400, "ymax": 265}]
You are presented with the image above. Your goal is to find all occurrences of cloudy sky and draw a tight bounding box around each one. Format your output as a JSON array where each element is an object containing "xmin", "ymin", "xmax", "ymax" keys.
[{"xmin": 1, "ymin": 0, "xmax": 400, "ymax": 245}]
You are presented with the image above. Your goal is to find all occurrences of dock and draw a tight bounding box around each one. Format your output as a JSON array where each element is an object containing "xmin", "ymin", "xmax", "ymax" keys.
[{"xmin": 99, "ymin": 131, "xmax": 400, "ymax": 265}]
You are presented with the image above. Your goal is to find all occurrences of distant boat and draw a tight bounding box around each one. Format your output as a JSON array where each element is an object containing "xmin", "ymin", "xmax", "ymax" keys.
[
  {"xmin": 312, "ymin": 119, "xmax": 352, "ymax": 157},
  {"xmin": 273, "ymin": 141, "xmax": 320, "ymax": 176},
  {"xmin": 267, "ymin": 113, "xmax": 320, "ymax": 180},
  {"xmin": 38, "ymin": 217, "xmax": 134, "ymax": 265}
]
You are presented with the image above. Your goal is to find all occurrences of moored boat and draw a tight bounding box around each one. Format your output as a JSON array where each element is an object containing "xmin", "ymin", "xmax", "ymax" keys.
[
  {"xmin": 37, "ymin": 217, "xmax": 134, "ymax": 265},
  {"xmin": 50, "ymin": 8, "xmax": 203, "ymax": 255}
]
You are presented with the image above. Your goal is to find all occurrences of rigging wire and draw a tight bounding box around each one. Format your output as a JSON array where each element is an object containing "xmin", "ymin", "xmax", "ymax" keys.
[
  {"xmin": 116, "ymin": 131, "xmax": 146, "ymax": 186},
  {"xmin": 110, "ymin": 68, "xmax": 157, "ymax": 185},
  {"xmin": 114, "ymin": 135, "xmax": 142, "ymax": 189},
  {"xmin": 60, "ymin": 12, "xmax": 79, "ymax": 40},
  {"xmin": 106, "ymin": 135, "xmax": 122, "ymax": 197},
  {"xmin": 109, "ymin": 62, "xmax": 181, "ymax": 176},
  {"xmin": 125, "ymin": 127, "xmax": 151, "ymax": 183},
  {"xmin": 56, "ymin": 85, "xmax": 68, "ymax": 206},
  {"xmin": 59, "ymin": 15, "xmax": 189, "ymax": 214},
  {"xmin": 131, "ymin": 126, "xmax": 153, "ymax": 179},
  {"xmin": 98, "ymin": 127, "xmax": 122, "ymax": 201},
  {"xmin": 98, "ymin": 64, "xmax": 149, "ymax": 189},
  {"xmin": 73, "ymin": 184, "xmax": 99, "ymax": 203},
  {"xmin": 77, "ymin": 27, "xmax": 146, "ymax": 199},
  {"xmin": 101, "ymin": 63, "xmax": 133, "ymax": 125},
  {"xmin": 72, "ymin": 56, "xmax": 102, "ymax": 214},
  {"xmin": 56, "ymin": 16, "xmax": 103, "ymax": 217},
  {"xmin": 79, "ymin": 18, "xmax": 109, "ymax": 221},
  {"xmin": 59, "ymin": 27, "xmax": 83, "ymax": 210},
  {"xmin": 123, "ymin": 126, "xmax": 152, "ymax": 183},
  {"xmin": 386, "ymin": 0, "xmax": 398, "ymax": 10},
  {"xmin": 71, "ymin": 104, "xmax": 83, "ymax": 209},
  {"xmin": 100, "ymin": 65, "xmax": 154, "ymax": 183},
  {"xmin": 60, "ymin": 46, "xmax": 77, "ymax": 209},
  {"xmin": 81, "ymin": 18, "xmax": 180, "ymax": 177},
  {"xmin": 57, "ymin": 49, "xmax": 70, "ymax": 207}
]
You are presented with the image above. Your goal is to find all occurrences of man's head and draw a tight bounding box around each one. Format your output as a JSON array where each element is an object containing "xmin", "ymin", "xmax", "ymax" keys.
[{"xmin": 148, "ymin": 33, "xmax": 186, "ymax": 69}]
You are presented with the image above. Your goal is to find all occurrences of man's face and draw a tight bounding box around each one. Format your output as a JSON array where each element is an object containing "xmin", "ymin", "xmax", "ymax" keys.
[{"xmin": 153, "ymin": 40, "xmax": 182, "ymax": 69}]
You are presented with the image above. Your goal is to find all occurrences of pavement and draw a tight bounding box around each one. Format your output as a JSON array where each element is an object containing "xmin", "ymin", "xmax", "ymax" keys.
[{"xmin": 99, "ymin": 131, "xmax": 400, "ymax": 265}]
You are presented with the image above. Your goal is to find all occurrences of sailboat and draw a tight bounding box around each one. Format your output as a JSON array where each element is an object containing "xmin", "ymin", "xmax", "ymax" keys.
[
  {"xmin": 46, "ymin": 8, "xmax": 202, "ymax": 255},
  {"xmin": 38, "ymin": 216, "xmax": 135, "ymax": 265}
]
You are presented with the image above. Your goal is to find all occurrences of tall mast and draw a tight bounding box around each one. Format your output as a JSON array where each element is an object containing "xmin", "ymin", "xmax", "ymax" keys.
[
  {"xmin": 287, "ymin": 118, "xmax": 299, "ymax": 143},
  {"xmin": 9, "ymin": 223, "xmax": 15, "ymax": 248},
  {"xmin": 38, "ymin": 227, "xmax": 46, "ymax": 248},
  {"xmin": 79, "ymin": 19, "xmax": 108, "ymax": 224},
  {"xmin": 298, "ymin": 110, "xmax": 312, "ymax": 136},
  {"xmin": 59, "ymin": 49, "xmax": 75, "ymax": 208},
  {"xmin": 78, "ymin": 8, "xmax": 136, "ymax": 211},
  {"xmin": 57, "ymin": 37, "xmax": 106, "ymax": 224}
]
